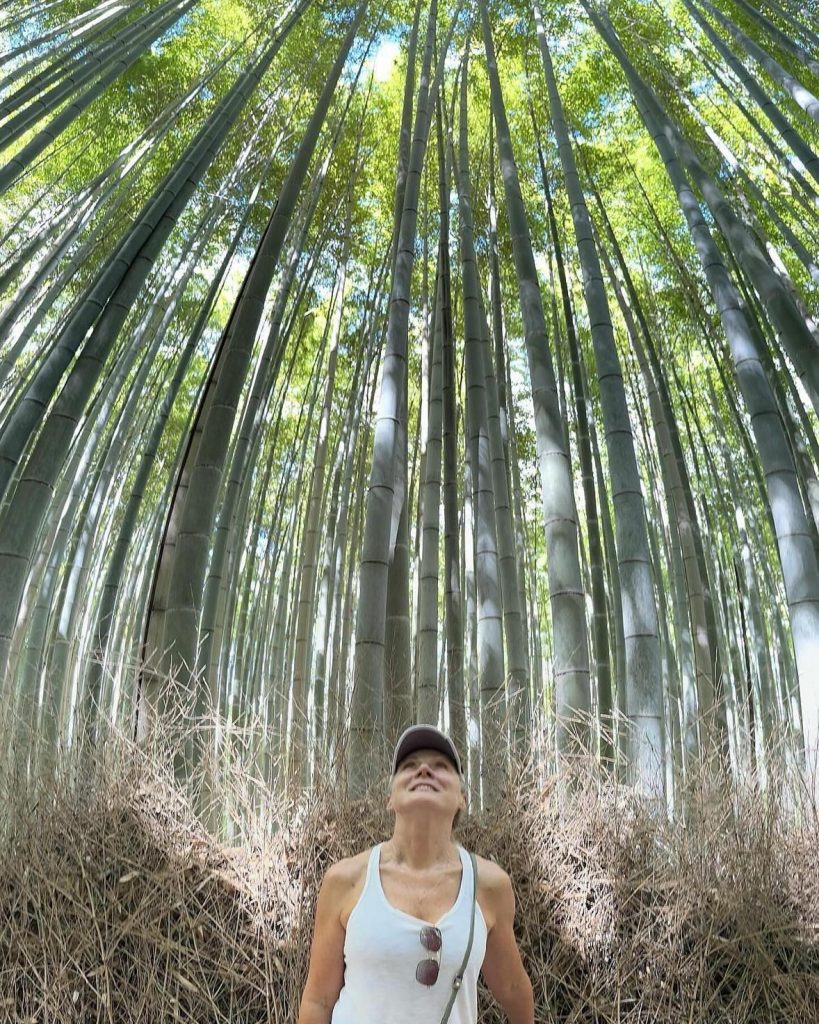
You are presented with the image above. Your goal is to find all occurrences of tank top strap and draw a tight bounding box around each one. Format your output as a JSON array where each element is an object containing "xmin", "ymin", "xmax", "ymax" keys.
[
  {"xmin": 457, "ymin": 845, "xmax": 474, "ymax": 899},
  {"xmin": 457, "ymin": 844, "xmax": 468, "ymax": 874},
  {"xmin": 362, "ymin": 842, "xmax": 382, "ymax": 892}
]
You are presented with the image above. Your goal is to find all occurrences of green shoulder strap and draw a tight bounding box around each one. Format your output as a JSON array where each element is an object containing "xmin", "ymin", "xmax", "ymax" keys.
[{"xmin": 439, "ymin": 851, "xmax": 478, "ymax": 1024}]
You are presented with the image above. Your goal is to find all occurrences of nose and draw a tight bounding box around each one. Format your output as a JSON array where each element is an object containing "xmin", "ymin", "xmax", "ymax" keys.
[{"xmin": 410, "ymin": 763, "xmax": 435, "ymax": 783}]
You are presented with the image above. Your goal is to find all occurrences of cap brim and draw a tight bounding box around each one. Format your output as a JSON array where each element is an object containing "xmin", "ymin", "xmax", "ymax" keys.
[{"xmin": 392, "ymin": 725, "xmax": 463, "ymax": 775}]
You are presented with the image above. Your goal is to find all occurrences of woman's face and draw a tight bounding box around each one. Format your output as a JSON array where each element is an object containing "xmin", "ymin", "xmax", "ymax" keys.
[{"xmin": 387, "ymin": 748, "xmax": 466, "ymax": 824}]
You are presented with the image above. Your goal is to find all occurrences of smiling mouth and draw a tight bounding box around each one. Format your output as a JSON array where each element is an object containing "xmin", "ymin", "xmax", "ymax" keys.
[{"xmin": 411, "ymin": 783, "xmax": 438, "ymax": 792}]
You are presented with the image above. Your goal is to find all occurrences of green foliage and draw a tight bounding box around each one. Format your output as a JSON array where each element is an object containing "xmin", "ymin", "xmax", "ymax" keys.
[{"xmin": 1, "ymin": 0, "xmax": 818, "ymax": 782}]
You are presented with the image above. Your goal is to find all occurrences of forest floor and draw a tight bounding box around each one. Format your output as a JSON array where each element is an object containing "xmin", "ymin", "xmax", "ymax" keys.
[{"xmin": 1, "ymin": 727, "xmax": 818, "ymax": 1023}]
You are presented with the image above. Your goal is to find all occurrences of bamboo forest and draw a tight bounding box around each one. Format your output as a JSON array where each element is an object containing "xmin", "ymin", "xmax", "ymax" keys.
[{"xmin": 2, "ymin": 0, "xmax": 819, "ymax": 1020}]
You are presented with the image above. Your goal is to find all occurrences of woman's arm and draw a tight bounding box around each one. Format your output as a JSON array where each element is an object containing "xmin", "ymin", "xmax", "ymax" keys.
[
  {"xmin": 479, "ymin": 862, "xmax": 535, "ymax": 1024},
  {"xmin": 296, "ymin": 863, "xmax": 348, "ymax": 1024}
]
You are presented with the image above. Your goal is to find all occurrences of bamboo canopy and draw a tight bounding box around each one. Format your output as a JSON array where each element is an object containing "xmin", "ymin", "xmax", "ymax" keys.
[{"xmin": 0, "ymin": 0, "xmax": 818, "ymax": 811}]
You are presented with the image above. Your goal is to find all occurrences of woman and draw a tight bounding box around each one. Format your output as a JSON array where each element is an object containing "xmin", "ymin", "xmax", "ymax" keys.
[{"xmin": 297, "ymin": 724, "xmax": 535, "ymax": 1024}]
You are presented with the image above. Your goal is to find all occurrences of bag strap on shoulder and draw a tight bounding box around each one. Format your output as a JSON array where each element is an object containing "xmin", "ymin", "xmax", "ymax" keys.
[{"xmin": 439, "ymin": 850, "xmax": 478, "ymax": 1024}]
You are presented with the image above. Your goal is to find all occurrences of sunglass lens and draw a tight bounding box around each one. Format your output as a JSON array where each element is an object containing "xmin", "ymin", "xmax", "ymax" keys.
[
  {"xmin": 416, "ymin": 959, "xmax": 440, "ymax": 986},
  {"xmin": 420, "ymin": 926, "xmax": 442, "ymax": 952}
]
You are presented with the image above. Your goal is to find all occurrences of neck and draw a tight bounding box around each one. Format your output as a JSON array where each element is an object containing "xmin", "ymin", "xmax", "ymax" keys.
[{"xmin": 387, "ymin": 816, "xmax": 456, "ymax": 870}]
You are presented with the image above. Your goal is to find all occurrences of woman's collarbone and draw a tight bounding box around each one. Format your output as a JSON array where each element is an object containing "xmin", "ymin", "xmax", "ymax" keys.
[{"xmin": 382, "ymin": 862, "xmax": 463, "ymax": 922}]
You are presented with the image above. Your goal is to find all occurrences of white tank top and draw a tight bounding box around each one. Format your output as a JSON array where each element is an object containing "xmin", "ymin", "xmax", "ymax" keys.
[{"xmin": 331, "ymin": 843, "xmax": 488, "ymax": 1024}]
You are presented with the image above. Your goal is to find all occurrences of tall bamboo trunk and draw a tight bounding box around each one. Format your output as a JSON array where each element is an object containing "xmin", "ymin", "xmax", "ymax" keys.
[
  {"xmin": 350, "ymin": 0, "xmax": 462, "ymax": 794},
  {"xmin": 479, "ymin": 0, "xmax": 591, "ymax": 770},
  {"xmin": 694, "ymin": 0, "xmax": 819, "ymax": 120},
  {"xmin": 290, "ymin": 235, "xmax": 350, "ymax": 786},
  {"xmin": 143, "ymin": 5, "xmax": 366, "ymax": 715},
  {"xmin": 0, "ymin": 0, "xmax": 200, "ymax": 194},
  {"xmin": 588, "ymin": 2, "xmax": 819, "ymax": 780},
  {"xmin": 483, "ymin": 119, "xmax": 529, "ymax": 753},
  {"xmin": 417, "ymin": 254, "xmax": 444, "ymax": 720},
  {"xmin": 455, "ymin": 39, "xmax": 506, "ymax": 803},
  {"xmin": 535, "ymin": 2, "xmax": 664, "ymax": 792},
  {"xmin": 437, "ymin": 96, "xmax": 466, "ymax": 758},
  {"xmin": 535, "ymin": 140, "xmax": 613, "ymax": 767},
  {"xmin": 681, "ymin": 0, "xmax": 819, "ymax": 188},
  {"xmin": 0, "ymin": 7, "xmax": 313, "ymax": 680}
]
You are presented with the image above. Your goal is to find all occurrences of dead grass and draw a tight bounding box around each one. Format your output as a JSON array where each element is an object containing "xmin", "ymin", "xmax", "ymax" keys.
[{"xmin": 0, "ymin": 728, "xmax": 817, "ymax": 1023}]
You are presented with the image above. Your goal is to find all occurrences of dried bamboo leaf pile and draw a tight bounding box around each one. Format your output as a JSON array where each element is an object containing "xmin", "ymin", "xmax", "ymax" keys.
[{"xmin": 1, "ymin": 745, "xmax": 817, "ymax": 1023}]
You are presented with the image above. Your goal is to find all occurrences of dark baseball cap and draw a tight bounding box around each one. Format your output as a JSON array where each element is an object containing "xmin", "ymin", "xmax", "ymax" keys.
[{"xmin": 392, "ymin": 725, "xmax": 463, "ymax": 776}]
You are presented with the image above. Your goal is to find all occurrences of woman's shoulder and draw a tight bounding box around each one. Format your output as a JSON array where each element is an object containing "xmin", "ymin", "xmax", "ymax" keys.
[
  {"xmin": 462, "ymin": 848, "xmax": 512, "ymax": 887},
  {"xmin": 464, "ymin": 849, "xmax": 514, "ymax": 907},
  {"xmin": 323, "ymin": 846, "xmax": 373, "ymax": 888},
  {"xmin": 462, "ymin": 850, "xmax": 514, "ymax": 933},
  {"xmin": 322, "ymin": 848, "xmax": 374, "ymax": 926}
]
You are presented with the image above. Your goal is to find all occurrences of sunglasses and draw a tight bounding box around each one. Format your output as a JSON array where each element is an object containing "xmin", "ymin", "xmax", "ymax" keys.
[{"xmin": 416, "ymin": 925, "xmax": 442, "ymax": 985}]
